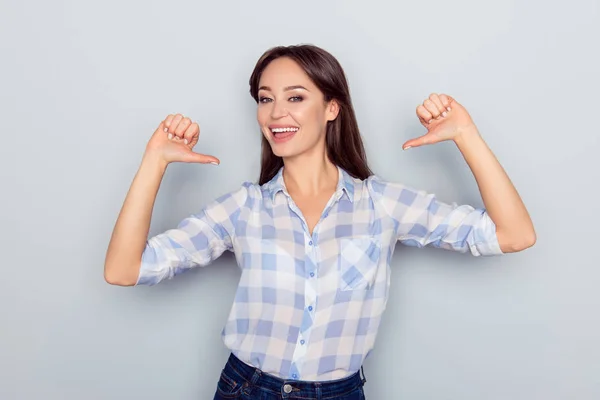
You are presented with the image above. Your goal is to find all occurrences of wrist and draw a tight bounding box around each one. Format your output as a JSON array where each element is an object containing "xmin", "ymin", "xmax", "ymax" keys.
[
  {"xmin": 141, "ymin": 151, "xmax": 169, "ymax": 173},
  {"xmin": 453, "ymin": 125, "xmax": 481, "ymax": 147}
]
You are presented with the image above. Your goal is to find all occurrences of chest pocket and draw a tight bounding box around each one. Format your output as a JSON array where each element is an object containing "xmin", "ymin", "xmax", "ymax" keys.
[{"xmin": 339, "ymin": 237, "xmax": 381, "ymax": 291}]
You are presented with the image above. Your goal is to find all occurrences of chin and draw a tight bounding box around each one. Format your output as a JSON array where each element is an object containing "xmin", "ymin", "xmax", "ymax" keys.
[
  {"xmin": 270, "ymin": 145, "xmax": 297, "ymax": 158},
  {"xmin": 268, "ymin": 137, "xmax": 324, "ymax": 160}
]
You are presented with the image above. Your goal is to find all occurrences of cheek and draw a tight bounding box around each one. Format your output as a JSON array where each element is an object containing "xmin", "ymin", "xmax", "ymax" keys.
[
  {"xmin": 290, "ymin": 104, "xmax": 318, "ymax": 124},
  {"xmin": 257, "ymin": 106, "xmax": 270, "ymax": 124},
  {"xmin": 309, "ymin": 103, "xmax": 328, "ymax": 121}
]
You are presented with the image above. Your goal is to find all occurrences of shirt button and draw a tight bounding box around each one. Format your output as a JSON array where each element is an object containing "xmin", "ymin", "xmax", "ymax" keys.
[
  {"xmin": 308, "ymin": 306, "xmax": 313, "ymax": 311},
  {"xmin": 292, "ymin": 374, "xmax": 298, "ymax": 379},
  {"xmin": 283, "ymin": 383, "xmax": 293, "ymax": 393},
  {"xmin": 300, "ymin": 339, "xmax": 305, "ymax": 345},
  {"xmin": 308, "ymin": 241, "xmax": 313, "ymax": 246},
  {"xmin": 310, "ymin": 272, "xmax": 315, "ymax": 277}
]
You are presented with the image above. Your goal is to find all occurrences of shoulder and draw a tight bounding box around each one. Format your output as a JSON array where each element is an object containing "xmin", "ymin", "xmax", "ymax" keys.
[
  {"xmin": 216, "ymin": 181, "xmax": 258, "ymax": 200},
  {"xmin": 210, "ymin": 174, "xmax": 290, "ymax": 210},
  {"xmin": 359, "ymin": 174, "xmax": 433, "ymax": 216},
  {"xmin": 336, "ymin": 169, "xmax": 408, "ymax": 203},
  {"xmin": 198, "ymin": 181, "xmax": 258, "ymax": 221},
  {"xmin": 361, "ymin": 174, "xmax": 411, "ymax": 199}
]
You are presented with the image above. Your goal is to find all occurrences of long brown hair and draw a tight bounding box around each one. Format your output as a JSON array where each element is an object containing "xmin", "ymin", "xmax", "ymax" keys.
[{"xmin": 249, "ymin": 44, "xmax": 373, "ymax": 185}]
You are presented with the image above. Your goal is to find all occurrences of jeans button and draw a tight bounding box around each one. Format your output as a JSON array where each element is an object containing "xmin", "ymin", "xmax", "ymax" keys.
[{"xmin": 283, "ymin": 383, "xmax": 293, "ymax": 393}]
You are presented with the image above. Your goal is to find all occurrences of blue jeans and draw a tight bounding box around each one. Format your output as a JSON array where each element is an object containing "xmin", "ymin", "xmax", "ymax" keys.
[{"xmin": 213, "ymin": 353, "xmax": 367, "ymax": 399}]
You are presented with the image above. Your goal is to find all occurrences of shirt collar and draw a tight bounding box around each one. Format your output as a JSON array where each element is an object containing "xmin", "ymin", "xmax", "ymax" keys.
[{"xmin": 266, "ymin": 165, "xmax": 356, "ymax": 203}]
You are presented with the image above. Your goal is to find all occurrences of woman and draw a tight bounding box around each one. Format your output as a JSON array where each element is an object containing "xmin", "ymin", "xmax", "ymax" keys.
[{"xmin": 104, "ymin": 44, "xmax": 535, "ymax": 399}]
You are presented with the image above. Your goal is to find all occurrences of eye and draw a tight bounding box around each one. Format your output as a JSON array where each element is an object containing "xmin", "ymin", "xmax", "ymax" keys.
[
  {"xmin": 289, "ymin": 96, "xmax": 303, "ymax": 102},
  {"xmin": 259, "ymin": 97, "xmax": 272, "ymax": 103}
]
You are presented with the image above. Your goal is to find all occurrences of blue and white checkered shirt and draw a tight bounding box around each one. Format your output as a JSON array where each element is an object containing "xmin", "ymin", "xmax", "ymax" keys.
[{"xmin": 136, "ymin": 166, "xmax": 503, "ymax": 381}]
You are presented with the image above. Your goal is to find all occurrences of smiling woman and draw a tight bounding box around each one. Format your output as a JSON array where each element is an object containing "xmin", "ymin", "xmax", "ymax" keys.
[
  {"xmin": 103, "ymin": 44, "xmax": 535, "ymax": 400},
  {"xmin": 249, "ymin": 46, "xmax": 373, "ymax": 187}
]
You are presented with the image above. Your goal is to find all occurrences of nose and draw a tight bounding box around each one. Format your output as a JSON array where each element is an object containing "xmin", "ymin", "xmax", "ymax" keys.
[{"xmin": 270, "ymin": 100, "xmax": 288, "ymax": 119}]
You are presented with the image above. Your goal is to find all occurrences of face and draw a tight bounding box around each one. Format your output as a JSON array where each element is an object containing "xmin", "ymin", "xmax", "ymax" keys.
[{"xmin": 257, "ymin": 57, "xmax": 339, "ymax": 159}]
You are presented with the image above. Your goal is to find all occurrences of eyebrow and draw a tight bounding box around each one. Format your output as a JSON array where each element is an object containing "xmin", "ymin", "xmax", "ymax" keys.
[{"xmin": 258, "ymin": 85, "xmax": 309, "ymax": 92}]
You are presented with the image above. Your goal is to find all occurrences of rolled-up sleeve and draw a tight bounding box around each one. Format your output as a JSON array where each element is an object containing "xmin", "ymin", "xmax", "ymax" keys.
[
  {"xmin": 369, "ymin": 176, "xmax": 503, "ymax": 256},
  {"xmin": 136, "ymin": 184, "xmax": 249, "ymax": 286}
]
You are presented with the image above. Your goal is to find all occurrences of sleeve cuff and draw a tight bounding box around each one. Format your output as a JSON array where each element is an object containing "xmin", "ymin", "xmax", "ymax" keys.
[{"xmin": 471, "ymin": 211, "xmax": 504, "ymax": 256}]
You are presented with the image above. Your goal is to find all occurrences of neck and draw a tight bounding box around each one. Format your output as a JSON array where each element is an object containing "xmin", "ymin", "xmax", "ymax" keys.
[{"xmin": 282, "ymin": 147, "xmax": 338, "ymax": 197}]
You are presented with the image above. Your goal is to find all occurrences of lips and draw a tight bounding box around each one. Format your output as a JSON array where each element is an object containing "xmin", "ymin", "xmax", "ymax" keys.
[{"xmin": 269, "ymin": 125, "xmax": 299, "ymax": 144}]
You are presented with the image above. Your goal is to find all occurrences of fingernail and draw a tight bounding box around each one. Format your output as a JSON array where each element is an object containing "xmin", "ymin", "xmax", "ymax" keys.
[
  {"xmin": 184, "ymin": 139, "xmax": 188, "ymax": 144},
  {"xmin": 428, "ymin": 119, "xmax": 433, "ymax": 124},
  {"xmin": 442, "ymin": 111, "xmax": 447, "ymax": 117},
  {"xmin": 447, "ymin": 107, "xmax": 451, "ymax": 111},
  {"xmin": 210, "ymin": 161, "xmax": 219, "ymax": 165},
  {"xmin": 168, "ymin": 133, "xmax": 173, "ymax": 139},
  {"xmin": 404, "ymin": 146, "xmax": 412, "ymax": 150}
]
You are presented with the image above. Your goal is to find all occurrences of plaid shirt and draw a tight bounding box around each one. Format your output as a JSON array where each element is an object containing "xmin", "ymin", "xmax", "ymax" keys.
[{"xmin": 136, "ymin": 166, "xmax": 503, "ymax": 381}]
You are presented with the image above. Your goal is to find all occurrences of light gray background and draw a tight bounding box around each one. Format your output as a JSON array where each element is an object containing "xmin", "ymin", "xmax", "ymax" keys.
[{"xmin": 1, "ymin": 0, "xmax": 598, "ymax": 399}]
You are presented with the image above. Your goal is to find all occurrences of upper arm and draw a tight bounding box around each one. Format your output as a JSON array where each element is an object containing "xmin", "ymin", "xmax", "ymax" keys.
[
  {"xmin": 135, "ymin": 183, "xmax": 250, "ymax": 286},
  {"xmin": 368, "ymin": 176, "xmax": 503, "ymax": 256}
]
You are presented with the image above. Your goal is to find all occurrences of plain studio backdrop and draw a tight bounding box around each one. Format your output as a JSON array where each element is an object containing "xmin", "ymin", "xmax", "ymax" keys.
[{"xmin": 1, "ymin": 0, "xmax": 598, "ymax": 399}]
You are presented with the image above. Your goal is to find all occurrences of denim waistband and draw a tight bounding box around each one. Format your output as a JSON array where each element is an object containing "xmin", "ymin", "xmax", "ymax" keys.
[{"xmin": 221, "ymin": 353, "xmax": 366, "ymax": 399}]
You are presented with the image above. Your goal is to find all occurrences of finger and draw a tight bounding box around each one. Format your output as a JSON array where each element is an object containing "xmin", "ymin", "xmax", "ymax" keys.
[
  {"xmin": 402, "ymin": 134, "xmax": 428, "ymax": 150},
  {"xmin": 181, "ymin": 150, "xmax": 220, "ymax": 165},
  {"xmin": 423, "ymin": 99, "xmax": 442, "ymax": 119},
  {"xmin": 429, "ymin": 94, "xmax": 446, "ymax": 118},
  {"xmin": 164, "ymin": 114, "xmax": 175, "ymax": 130},
  {"xmin": 168, "ymin": 114, "xmax": 184, "ymax": 133},
  {"xmin": 174, "ymin": 117, "xmax": 192, "ymax": 138},
  {"xmin": 182, "ymin": 122, "xmax": 199, "ymax": 145},
  {"xmin": 154, "ymin": 120, "xmax": 166, "ymax": 134},
  {"xmin": 154, "ymin": 120, "xmax": 171, "ymax": 140},
  {"xmin": 416, "ymin": 105, "xmax": 433, "ymax": 124},
  {"xmin": 439, "ymin": 94, "xmax": 452, "ymax": 111}
]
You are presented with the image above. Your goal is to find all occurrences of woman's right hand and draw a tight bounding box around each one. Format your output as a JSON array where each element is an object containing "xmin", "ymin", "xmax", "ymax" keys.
[{"xmin": 144, "ymin": 113, "xmax": 220, "ymax": 166}]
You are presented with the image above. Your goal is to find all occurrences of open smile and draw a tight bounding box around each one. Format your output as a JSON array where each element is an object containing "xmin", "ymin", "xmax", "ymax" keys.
[{"xmin": 269, "ymin": 126, "xmax": 299, "ymax": 143}]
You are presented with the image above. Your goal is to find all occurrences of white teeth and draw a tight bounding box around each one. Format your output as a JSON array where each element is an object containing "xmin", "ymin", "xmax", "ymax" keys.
[{"xmin": 271, "ymin": 127, "xmax": 299, "ymax": 133}]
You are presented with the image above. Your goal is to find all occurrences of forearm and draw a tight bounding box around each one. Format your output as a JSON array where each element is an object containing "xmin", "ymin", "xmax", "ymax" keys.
[
  {"xmin": 104, "ymin": 152, "xmax": 168, "ymax": 285},
  {"xmin": 453, "ymin": 127, "xmax": 536, "ymax": 252}
]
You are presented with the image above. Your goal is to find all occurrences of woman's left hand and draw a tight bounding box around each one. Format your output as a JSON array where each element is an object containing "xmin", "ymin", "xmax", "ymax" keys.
[{"xmin": 402, "ymin": 93, "xmax": 478, "ymax": 150}]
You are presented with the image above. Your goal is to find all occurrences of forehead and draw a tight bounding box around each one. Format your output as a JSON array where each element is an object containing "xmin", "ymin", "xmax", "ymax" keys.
[{"xmin": 258, "ymin": 57, "xmax": 314, "ymax": 89}]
